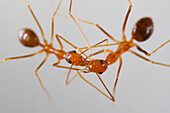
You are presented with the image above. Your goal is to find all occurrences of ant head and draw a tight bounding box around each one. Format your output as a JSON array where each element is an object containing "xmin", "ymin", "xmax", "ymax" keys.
[
  {"xmin": 65, "ymin": 50, "xmax": 86, "ymax": 66},
  {"xmin": 84, "ymin": 59, "xmax": 108, "ymax": 74},
  {"xmin": 132, "ymin": 17, "xmax": 154, "ymax": 42},
  {"xmin": 18, "ymin": 28, "xmax": 40, "ymax": 47}
]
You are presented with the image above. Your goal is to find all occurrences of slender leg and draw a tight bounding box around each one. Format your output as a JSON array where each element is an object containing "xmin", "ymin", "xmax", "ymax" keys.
[
  {"xmin": 53, "ymin": 59, "xmax": 61, "ymax": 65},
  {"xmin": 0, "ymin": 50, "xmax": 44, "ymax": 63},
  {"xmin": 78, "ymin": 42, "xmax": 120, "ymax": 50},
  {"xmin": 55, "ymin": 34, "xmax": 64, "ymax": 50},
  {"xmin": 24, "ymin": 0, "xmax": 47, "ymax": 45},
  {"xmin": 96, "ymin": 73, "xmax": 115, "ymax": 101},
  {"xmin": 86, "ymin": 49, "xmax": 113, "ymax": 59},
  {"xmin": 75, "ymin": 18, "xmax": 119, "ymax": 42},
  {"xmin": 57, "ymin": 12, "xmax": 119, "ymax": 43},
  {"xmin": 122, "ymin": 0, "xmax": 132, "ymax": 41},
  {"xmin": 113, "ymin": 57, "xmax": 122, "ymax": 95},
  {"xmin": 77, "ymin": 71, "xmax": 115, "ymax": 102},
  {"xmin": 35, "ymin": 54, "xmax": 53, "ymax": 103},
  {"xmin": 65, "ymin": 63, "xmax": 74, "ymax": 85},
  {"xmin": 50, "ymin": 0, "xmax": 62, "ymax": 45},
  {"xmin": 129, "ymin": 50, "xmax": 170, "ymax": 67},
  {"xmin": 53, "ymin": 63, "xmax": 83, "ymax": 85},
  {"xmin": 53, "ymin": 64, "xmax": 82, "ymax": 71},
  {"xmin": 69, "ymin": 0, "xmax": 92, "ymax": 52},
  {"xmin": 55, "ymin": 34, "xmax": 88, "ymax": 58},
  {"xmin": 147, "ymin": 40, "xmax": 170, "ymax": 56},
  {"xmin": 135, "ymin": 44, "xmax": 149, "ymax": 55},
  {"xmin": 80, "ymin": 39, "xmax": 109, "ymax": 58}
]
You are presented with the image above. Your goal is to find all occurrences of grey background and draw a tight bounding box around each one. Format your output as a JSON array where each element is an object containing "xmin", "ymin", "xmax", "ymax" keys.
[{"xmin": 0, "ymin": 0, "xmax": 170, "ymax": 113}]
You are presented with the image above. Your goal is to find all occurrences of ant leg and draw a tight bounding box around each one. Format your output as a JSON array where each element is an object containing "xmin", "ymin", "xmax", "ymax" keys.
[
  {"xmin": 53, "ymin": 60, "xmax": 61, "ymax": 66},
  {"xmin": 53, "ymin": 63, "xmax": 82, "ymax": 84},
  {"xmin": 57, "ymin": 13, "xmax": 118, "ymax": 42},
  {"xmin": 35, "ymin": 54, "xmax": 53, "ymax": 103},
  {"xmin": 129, "ymin": 50, "xmax": 170, "ymax": 67},
  {"xmin": 80, "ymin": 39, "xmax": 109, "ymax": 58},
  {"xmin": 24, "ymin": 0, "xmax": 47, "ymax": 45},
  {"xmin": 78, "ymin": 42, "xmax": 120, "ymax": 50},
  {"xmin": 134, "ymin": 40, "xmax": 170, "ymax": 56},
  {"xmin": 69, "ymin": 0, "xmax": 92, "ymax": 52},
  {"xmin": 55, "ymin": 34, "xmax": 88, "ymax": 58},
  {"xmin": 50, "ymin": 0, "xmax": 62, "ymax": 45},
  {"xmin": 86, "ymin": 49, "xmax": 113, "ymax": 59},
  {"xmin": 122, "ymin": 0, "xmax": 132, "ymax": 41},
  {"xmin": 113, "ymin": 56, "xmax": 122, "ymax": 95},
  {"xmin": 147, "ymin": 40, "xmax": 170, "ymax": 56},
  {"xmin": 77, "ymin": 71, "xmax": 115, "ymax": 102},
  {"xmin": 53, "ymin": 64, "xmax": 82, "ymax": 70},
  {"xmin": 0, "ymin": 50, "xmax": 44, "ymax": 63},
  {"xmin": 96, "ymin": 73, "xmax": 115, "ymax": 101}
]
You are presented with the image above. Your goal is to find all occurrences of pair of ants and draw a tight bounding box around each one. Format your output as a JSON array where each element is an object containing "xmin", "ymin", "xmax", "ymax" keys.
[{"xmin": 1, "ymin": 0, "xmax": 170, "ymax": 103}]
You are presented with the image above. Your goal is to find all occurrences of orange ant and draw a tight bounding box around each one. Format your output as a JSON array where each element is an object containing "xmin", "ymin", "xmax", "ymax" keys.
[
  {"xmin": 0, "ymin": 0, "xmax": 103, "ymax": 102},
  {"xmin": 57, "ymin": 0, "xmax": 170, "ymax": 102}
]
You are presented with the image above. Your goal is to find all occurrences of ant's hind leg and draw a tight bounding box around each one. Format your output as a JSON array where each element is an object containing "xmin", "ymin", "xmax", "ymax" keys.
[
  {"xmin": 35, "ymin": 54, "xmax": 53, "ymax": 103},
  {"xmin": 129, "ymin": 50, "xmax": 170, "ymax": 67},
  {"xmin": 0, "ymin": 50, "xmax": 44, "ymax": 63},
  {"xmin": 135, "ymin": 40, "xmax": 170, "ymax": 56},
  {"xmin": 113, "ymin": 57, "xmax": 123, "ymax": 96},
  {"xmin": 122, "ymin": 0, "xmax": 132, "ymax": 41},
  {"xmin": 147, "ymin": 40, "xmax": 170, "ymax": 56}
]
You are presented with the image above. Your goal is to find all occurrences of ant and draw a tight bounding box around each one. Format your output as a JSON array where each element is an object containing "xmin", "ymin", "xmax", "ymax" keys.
[
  {"xmin": 0, "ymin": 0, "xmax": 106, "ymax": 102},
  {"xmin": 58, "ymin": 0, "xmax": 170, "ymax": 102}
]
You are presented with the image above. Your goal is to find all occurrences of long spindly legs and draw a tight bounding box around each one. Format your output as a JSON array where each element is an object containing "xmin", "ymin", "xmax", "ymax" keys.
[
  {"xmin": 0, "ymin": 50, "xmax": 44, "ymax": 63},
  {"xmin": 35, "ymin": 53, "xmax": 53, "ymax": 103},
  {"xmin": 113, "ymin": 56, "xmax": 122, "ymax": 95},
  {"xmin": 135, "ymin": 40, "xmax": 170, "ymax": 57},
  {"xmin": 96, "ymin": 73, "xmax": 115, "ymax": 101},
  {"xmin": 53, "ymin": 63, "xmax": 82, "ymax": 85},
  {"xmin": 122, "ymin": 0, "xmax": 132, "ymax": 41},
  {"xmin": 77, "ymin": 71, "xmax": 115, "ymax": 102},
  {"xmin": 146, "ymin": 40, "xmax": 170, "ymax": 56},
  {"xmin": 55, "ymin": 34, "xmax": 87, "ymax": 58},
  {"xmin": 69, "ymin": 0, "xmax": 92, "ymax": 52},
  {"xmin": 50, "ymin": 0, "xmax": 62, "ymax": 45},
  {"xmin": 57, "ymin": 12, "xmax": 119, "ymax": 43},
  {"xmin": 129, "ymin": 50, "xmax": 170, "ymax": 67},
  {"xmin": 24, "ymin": 0, "xmax": 47, "ymax": 45}
]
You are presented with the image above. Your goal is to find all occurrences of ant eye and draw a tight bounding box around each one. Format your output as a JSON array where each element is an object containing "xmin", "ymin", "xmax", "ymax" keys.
[
  {"xmin": 99, "ymin": 60, "xmax": 104, "ymax": 64},
  {"xmin": 72, "ymin": 50, "xmax": 76, "ymax": 53},
  {"xmin": 98, "ymin": 72, "xmax": 103, "ymax": 74},
  {"xmin": 67, "ymin": 60, "xmax": 72, "ymax": 64}
]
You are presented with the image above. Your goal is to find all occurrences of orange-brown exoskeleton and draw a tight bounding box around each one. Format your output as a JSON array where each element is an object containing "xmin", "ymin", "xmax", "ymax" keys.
[
  {"xmin": 67, "ymin": 0, "xmax": 170, "ymax": 102},
  {"xmin": 0, "ymin": 0, "xmax": 95, "ymax": 103}
]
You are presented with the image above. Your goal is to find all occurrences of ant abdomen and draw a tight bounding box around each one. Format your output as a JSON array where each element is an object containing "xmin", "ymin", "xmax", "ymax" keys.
[
  {"xmin": 18, "ymin": 28, "xmax": 40, "ymax": 47},
  {"xmin": 132, "ymin": 17, "xmax": 154, "ymax": 42}
]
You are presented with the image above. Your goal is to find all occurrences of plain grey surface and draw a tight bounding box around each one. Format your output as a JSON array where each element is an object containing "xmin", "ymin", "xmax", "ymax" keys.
[{"xmin": 0, "ymin": 0, "xmax": 170, "ymax": 113}]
